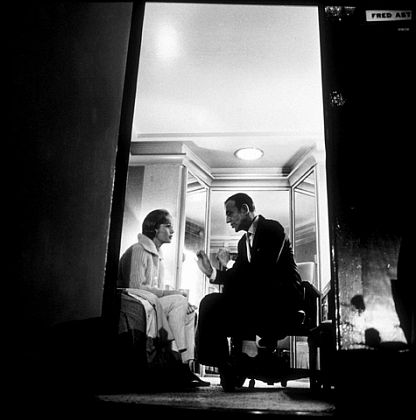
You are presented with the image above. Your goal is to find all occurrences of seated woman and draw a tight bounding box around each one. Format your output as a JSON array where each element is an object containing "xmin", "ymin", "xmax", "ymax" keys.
[{"xmin": 118, "ymin": 208, "xmax": 209, "ymax": 387}]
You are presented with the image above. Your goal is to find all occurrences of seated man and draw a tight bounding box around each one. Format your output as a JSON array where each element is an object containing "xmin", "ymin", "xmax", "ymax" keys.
[{"xmin": 195, "ymin": 193, "xmax": 304, "ymax": 378}]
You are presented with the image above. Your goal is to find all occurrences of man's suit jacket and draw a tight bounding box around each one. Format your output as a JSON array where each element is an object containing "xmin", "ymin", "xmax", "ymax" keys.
[{"xmin": 212, "ymin": 215, "xmax": 304, "ymax": 332}]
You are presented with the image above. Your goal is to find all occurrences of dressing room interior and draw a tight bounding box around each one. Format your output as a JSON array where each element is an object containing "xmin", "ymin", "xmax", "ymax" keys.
[{"xmin": 11, "ymin": 2, "xmax": 413, "ymax": 418}]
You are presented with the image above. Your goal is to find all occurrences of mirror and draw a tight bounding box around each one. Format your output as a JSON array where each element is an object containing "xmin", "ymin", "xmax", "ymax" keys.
[
  {"xmin": 119, "ymin": 165, "xmax": 145, "ymax": 257},
  {"xmin": 292, "ymin": 170, "xmax": 318, "ymax": 369},
  {"xmin": 293, "ymin": 170, "xmax": 318, "ymax": 289},
  {"xmin": 181, "ymin": 172, "xmax": 208, "ymax": 306}
]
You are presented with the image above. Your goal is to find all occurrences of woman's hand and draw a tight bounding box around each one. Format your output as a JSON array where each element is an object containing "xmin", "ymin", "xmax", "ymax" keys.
[{"xmin": 187, "ymin": 303, "xmax": 197, "ymax": 314}]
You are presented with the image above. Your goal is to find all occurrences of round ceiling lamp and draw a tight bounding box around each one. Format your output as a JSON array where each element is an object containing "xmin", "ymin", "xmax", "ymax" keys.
[{"xmin": 234, "ymin": 147, "xmax": 264, "ymax": 161}]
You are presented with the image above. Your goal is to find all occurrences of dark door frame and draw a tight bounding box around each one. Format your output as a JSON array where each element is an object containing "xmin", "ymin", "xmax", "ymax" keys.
[{"xmin": 101, "ymin": 1, "xmax": 145, "ymax": 329}]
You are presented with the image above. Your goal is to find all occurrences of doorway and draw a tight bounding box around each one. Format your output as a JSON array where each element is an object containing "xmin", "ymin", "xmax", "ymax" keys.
[{"xmin": 118, "ymin": 0, "xmax": 331, "ymax": 395}]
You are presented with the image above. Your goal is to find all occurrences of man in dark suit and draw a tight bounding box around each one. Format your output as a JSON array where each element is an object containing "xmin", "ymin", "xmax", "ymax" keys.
[{"xmin": 195, "ymin": 192, "xmax": 303, "ymax": 372}]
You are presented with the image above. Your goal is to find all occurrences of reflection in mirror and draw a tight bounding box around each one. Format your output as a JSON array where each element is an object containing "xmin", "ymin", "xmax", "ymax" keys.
[
  {"xmin": 294, "ymin": 170, "xmax": 318, "ymax": 289},
  {"xmin": 181, "ymin": 172, "xmax": 208, "ymax": 306}
]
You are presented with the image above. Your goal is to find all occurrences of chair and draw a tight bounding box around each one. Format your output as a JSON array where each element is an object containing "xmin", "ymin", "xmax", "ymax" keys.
[
  {"xmin": 296, "ymin": 261, "xmax": 320, "ymax": 329},
  {"xmin": 221, "ymin": 262, "xmax": 322, "ymax": 391}
]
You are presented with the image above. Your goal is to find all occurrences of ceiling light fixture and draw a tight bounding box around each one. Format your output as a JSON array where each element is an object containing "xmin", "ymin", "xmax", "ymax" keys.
[
  {"xmin": 156, "ymin": 25, "xmax": 178, "ymax": 59},
  {"xmin": 234, "ymin": 147, "xmax": 264, "ymax": 161}
]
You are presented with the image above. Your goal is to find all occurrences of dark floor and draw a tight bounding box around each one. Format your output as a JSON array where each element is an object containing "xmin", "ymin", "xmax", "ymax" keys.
[{"xmin": 92, "ymin": 376, "xmax": 336, "ymax": 419}]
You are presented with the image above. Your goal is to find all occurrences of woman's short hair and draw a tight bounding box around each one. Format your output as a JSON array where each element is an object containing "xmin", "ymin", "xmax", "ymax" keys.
[
  {"xmin": 225, "ymin": 193, "xmax": 255, "ymax": 212},
  {"xmin": 142, "ymin": 209, "xmax": 171, "ymax": 239}
]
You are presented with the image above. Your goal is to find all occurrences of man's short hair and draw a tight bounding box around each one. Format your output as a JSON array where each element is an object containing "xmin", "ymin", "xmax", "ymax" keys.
[
  {"xmin": 142, "ymin": 209, "xmax": 171, "ymax": 239},
  {"xmin": 225, "ymin": 193, "xmax": 255, "ymax": 212}
]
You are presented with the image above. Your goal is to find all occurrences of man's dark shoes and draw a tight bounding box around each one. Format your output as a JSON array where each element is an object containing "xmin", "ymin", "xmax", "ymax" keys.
[
  {"xmin": 219, "ymin": 361, "xmax": 238, "ymax": 392},
  {"xmin": 231, "ymin": 352, "xmax": 257, "ymax": 377}
]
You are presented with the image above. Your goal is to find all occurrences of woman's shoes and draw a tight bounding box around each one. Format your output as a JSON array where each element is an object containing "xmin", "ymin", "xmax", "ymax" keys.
[
  {"xmin": 187, "ymin": 371, "xmax": 211, "ymax": 387},
  {"xmin": 180, "ymin": 364, "xmax": 211, "ymax": 387}
]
